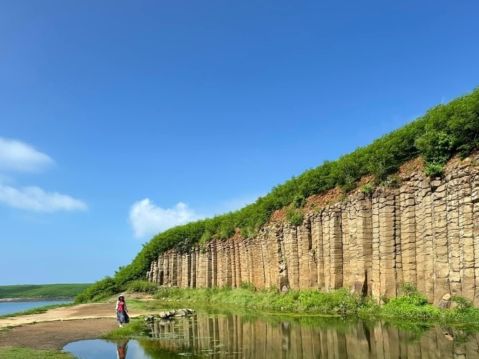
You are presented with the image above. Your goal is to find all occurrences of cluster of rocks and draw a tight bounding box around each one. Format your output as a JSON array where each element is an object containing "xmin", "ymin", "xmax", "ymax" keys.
[{"xmin": 144, "ymin": 308, "xmax": 195, "ymax": 322}]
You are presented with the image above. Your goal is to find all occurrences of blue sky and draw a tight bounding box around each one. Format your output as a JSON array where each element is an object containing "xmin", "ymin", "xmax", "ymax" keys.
[{"xmin": 0, "ymin": 1, "xmax": 478, "ymax": 285}]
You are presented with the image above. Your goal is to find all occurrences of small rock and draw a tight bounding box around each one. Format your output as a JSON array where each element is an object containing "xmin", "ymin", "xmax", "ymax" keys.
[
  {"xmin": 439, "ymin": 293, "xmax": 452, "ymax": 309},
  {"xmin": 176, "ymin": 309, "xmax": 188, "ymax": 317},
  {"xmin": 159, "ymin": 311, "xmax": 169, "ymax": 319},
  {"xmin": 431, "ymin": 180, "xmax": 442, "ymax": 191}
]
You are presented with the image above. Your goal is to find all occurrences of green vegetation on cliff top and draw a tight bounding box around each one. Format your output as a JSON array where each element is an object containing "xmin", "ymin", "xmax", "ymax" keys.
[
  {"xmin": 79, "ymin": 88, "xmax": 479, "ymax": 300},
  {"xmin": 0, "ymin": 284, "xmax": 90, "ymax": 299}
]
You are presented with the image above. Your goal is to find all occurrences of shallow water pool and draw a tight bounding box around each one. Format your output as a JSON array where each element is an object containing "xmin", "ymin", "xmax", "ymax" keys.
[{"xmin": 64, "ymin": 312, "xmax": 479, "ymax": 358}]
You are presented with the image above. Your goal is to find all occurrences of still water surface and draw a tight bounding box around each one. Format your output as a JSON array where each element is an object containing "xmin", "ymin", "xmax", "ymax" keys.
[
  {"xmin": 64, "ymin": 312, "xmax": 479, "ymax": 358},
  {"xmin": 0, "ymin": 299, "xmax": 71, "ymax": 316}
]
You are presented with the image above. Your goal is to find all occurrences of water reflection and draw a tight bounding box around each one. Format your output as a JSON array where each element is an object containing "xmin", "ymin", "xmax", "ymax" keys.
[
  {"xmin": 147, "ymin": 314, "xmax": 479, "ymax": 358},
  {"xmin": 65, "ymin": 313, "xmax": 479, "ymax": 358},
  {"xmin": 116, "ymin": 340, "xmax": 128, "ymax": 359}
]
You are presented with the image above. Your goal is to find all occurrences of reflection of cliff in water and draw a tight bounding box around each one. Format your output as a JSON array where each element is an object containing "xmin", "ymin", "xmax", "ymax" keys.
[{"xmin": 145, "ymin": 314, "xmax": 479, "ymax": 358}]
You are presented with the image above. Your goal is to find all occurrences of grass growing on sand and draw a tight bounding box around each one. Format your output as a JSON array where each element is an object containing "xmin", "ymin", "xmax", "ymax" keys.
[
  {"xmin": 0, "ymin": 347, "xmax": 74, "ymax": 359},
  {"xmin": 103, "ymin": 319, "xmax": 150, "ymax": 339}
]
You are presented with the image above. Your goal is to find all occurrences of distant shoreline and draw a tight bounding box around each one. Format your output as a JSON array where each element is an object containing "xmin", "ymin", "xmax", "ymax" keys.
[
  {"xmin": 0, "ymin": 297, "xmax": 74, "ymax": 303},
  {"xmin": 0, "ymin": 283, "xmax": 89, "ymax": 302}
]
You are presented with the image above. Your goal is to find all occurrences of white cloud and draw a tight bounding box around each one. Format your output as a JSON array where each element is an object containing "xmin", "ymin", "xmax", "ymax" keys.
[
  {"xmin": 129, "ymin": 199, "xmax": 198, "ymax": 238},
  {"xmin": 0, "ymin": 184, "xmax": 87, "ymax": 212},
  {"xmin": 0, "ymin": 137, "xmax": 54, "ymax": 173}
]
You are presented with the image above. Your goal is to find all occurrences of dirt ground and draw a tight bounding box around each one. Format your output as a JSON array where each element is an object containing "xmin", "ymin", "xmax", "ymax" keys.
[
  {"xmin": 0, "ymin": 301, "xmax": 154, "ymax": 350},
  {"xmin": 0, "ymin": 318, "xmax": 117, "ymax": 350}
]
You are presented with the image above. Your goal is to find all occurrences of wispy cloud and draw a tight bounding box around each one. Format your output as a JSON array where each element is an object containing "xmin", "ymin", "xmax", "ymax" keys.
[
  {"xmin": 129, "ymin": 199, "xmax": 198, "ymax": 238},
  {"xmin": 0, "ymin": 184, "xmax": 87, "ymax": 212},
  {"xmin": 0, "ymin": 137, "xmax": 87, "ymax": 213},
  {"xmin": 0, "ymin": 137, "xmax": 54, "ymax": 173}
]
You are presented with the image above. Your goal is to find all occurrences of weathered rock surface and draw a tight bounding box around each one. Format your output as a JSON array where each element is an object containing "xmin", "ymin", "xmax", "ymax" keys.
[{"xmin": 147, "ymin": 155, "xmax": 479, "ymax": 304}]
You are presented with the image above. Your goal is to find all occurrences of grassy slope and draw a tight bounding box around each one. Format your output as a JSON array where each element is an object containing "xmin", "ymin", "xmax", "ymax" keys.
[
  {"xmin": 0, "ymin": 284, "xmax": 91, "ymax": 299},
  {"xmin": 78, "ymin": 87, "xmax": 479, "ymax": 301}
]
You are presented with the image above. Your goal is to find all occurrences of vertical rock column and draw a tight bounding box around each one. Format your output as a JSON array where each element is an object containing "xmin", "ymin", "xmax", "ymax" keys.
[
  {"xmin": 274, "ymin": 224, "xmax": 289, "ymax": 291},
  {"xmin": 400, "ymin": 183, "xmax": 417, "ymax": 288},
  {"xmin": 416, "ymin": 176, "xmax": 434, "ymax": 301},
  {"xmin": 298, "ymin": 218, "xmax": 317, "ymax": 288},
  {"xmin": 196, "ymin": 248, "xmax": 207, "ymax": 288},
  {"xmin": 458, "ymin": 169, "xmax": 475, "ymax": 300},
  {"xmin": 311, "ymin": 214, "xmax": 325, "ymax": 289},
  {"xmin": 181, "ymin": 253, "xmax": 190, "ymax": 288},
  {"xmin": 283, "ymin": 224, "xmax": 300, "ymax": 289},
  {"xmin": 372, "ymin": 190, "xmax": 398, "ymax": 299},
  {"xmin": 323, "ymin": 205, "xmax": 343, "ymax": 290},
  {"xmin": 341, "ymin": 203, "xmax": 353, "ymax": 291},
  {"xmin": 432, "ymin": 179, "xmax": 450, "ymax": 304},
  {"xmin": 238, "ymin": 239, "xmax": 250, "ymax": 286},
  {"xmin": 446, "ymin": 174, "xmax": 462, "ymax": 295},
  {"xmin": 264, "ymin": 227, "xmax": 280, "ymax": 289},
  {"xmin": 321, "ymin": 210, "xmax": 332, "ymax": 290},
  {"xmin": 233, "ymin": 239, "xmax": 242, "ymax": 287},
  {"xmin": 351, "ymin": 194, "xmax": 373, "ymax": 295},
  {"xmin": 473, "ymin": 172, "xmax": 479, "ymax": 306}
]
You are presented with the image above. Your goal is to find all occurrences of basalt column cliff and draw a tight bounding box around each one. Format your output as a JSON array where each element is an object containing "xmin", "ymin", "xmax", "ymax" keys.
[{"xmin": 147, "ymin": 155, "xmax": 479, "ymax": 304}]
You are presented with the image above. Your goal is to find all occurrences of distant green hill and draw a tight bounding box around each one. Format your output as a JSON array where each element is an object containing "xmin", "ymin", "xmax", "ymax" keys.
[{"xmin": 0, "ymin": 284, "xmax": 91, "ymax": 299}]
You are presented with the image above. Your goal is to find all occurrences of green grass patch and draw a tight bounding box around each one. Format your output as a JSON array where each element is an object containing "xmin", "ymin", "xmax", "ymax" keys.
[
  {"xmin": 120, "ymin": 285, "xmax": 479, "ymax": 328},
  {"xmin": 0, "ymin": 347, "xmax": 74, "ymax": 358},
  {"xmin": 0, "ymin": 284, "xmax": 90, "ymax": 299},
  {"xmin": 381, "ymin": 293, "xmax": 441, "ymax": 321},
  {"xmin": 103, "ymin": 318, "xmax": 150, "ymax": 339},
  {"xmin": 151, "ymin": 287, "xmax": 365, "ymax": 317}
]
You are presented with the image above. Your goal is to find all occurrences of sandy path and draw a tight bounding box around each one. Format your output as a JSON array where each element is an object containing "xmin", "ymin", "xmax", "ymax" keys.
[
  {"xmin": 0, "ymin": 300, "xmax": 158, "ymax": 350},
  {"xmin": 0, "ymin": 318, "xmax": 118, "ymax": 350},
  {"xmin": 0, "ymin": 303, "xmax": 125, "ymax": 328}
]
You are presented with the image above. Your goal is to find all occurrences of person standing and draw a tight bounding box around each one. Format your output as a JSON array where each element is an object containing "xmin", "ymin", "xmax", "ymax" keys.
[{"xmin": 116, "ymin": 295, "xmax": 129, "ymax": 327}]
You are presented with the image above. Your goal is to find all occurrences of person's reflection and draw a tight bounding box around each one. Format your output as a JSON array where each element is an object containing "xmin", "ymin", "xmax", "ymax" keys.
[{"xmin": 116, "ymin": 339, "xmax": 129, "ymax": 359}]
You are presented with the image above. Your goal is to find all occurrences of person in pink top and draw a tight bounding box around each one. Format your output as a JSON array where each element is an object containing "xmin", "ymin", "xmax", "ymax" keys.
[{"xmin": 115, "ymin": 295, "xmax": 129, "ymax": 327}]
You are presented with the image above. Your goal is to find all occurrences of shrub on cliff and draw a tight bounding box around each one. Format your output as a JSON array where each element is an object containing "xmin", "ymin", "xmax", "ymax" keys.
[
  {"xmin": 126, "ymin": 280, "xmax": 159, "ymax": 294},
  {"xmin": 75, "ymin": 277, "xmax": 119, "ymax": 303},
  {"xmin": 381, "ymin": 291, "xmax": 441, "ymax": 321}
]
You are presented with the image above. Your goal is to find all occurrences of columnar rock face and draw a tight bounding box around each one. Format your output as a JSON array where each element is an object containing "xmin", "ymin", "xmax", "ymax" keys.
[{"xmin": 147, "ymin": 155, "xmax": 479, "ymax": 303}]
